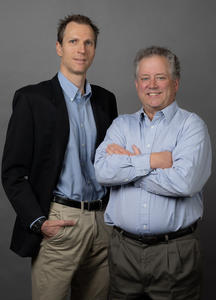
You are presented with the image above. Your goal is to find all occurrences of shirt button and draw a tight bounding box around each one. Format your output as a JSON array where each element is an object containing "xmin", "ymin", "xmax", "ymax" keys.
[
  {"xmin": 82, "ymin": 143, "xmax": 85, "ymax": 147},
  {"xmin": 81, "ymin": 123, "xmax": 84, "ymax": 127},
  {"xmin": 143, "ymin": 225, "xmax": 147, "ymax": 229},
  {"xmin": 147, "ymin": 144, "xmax": 150, "ymax": 148},
  {"xmin": 151, "ymin": 125, "xmax": 154, "ymax": 129},
  {"xmin": 143, "ymin": 203, "xmax": 147, "ymax": 208}
]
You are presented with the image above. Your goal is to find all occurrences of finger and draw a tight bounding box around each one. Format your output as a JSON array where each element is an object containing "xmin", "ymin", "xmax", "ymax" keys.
[
  {"xmin": 107, "ymin": 143, "xmax": 117, "ymax": 150},
  {"xmin": 106, "ymin": 145, "xmax": 115, "ymax": 154},
  {"xmin": 107, "ymin": 145, "xmax": 125, "ymax": 155},
  {"xmin": 45, "ymin": 220, "xmax": 76, "ymax": 227},
  {"xmin": 109, "ymin": 144, "xmax": 125, "ymax": 153},
  {"xmin": 114, "ymin": 149, "xmax": 126, "ymax": 154},
  {"xmin": 132, "ymin": 145, "xmax": 141, "ymax": 155},
  {"xmin": 62, "ymin": 220, "xmax": 76, "ymax": 226},
  {"xmin": 115, "ymin": 149, "xmax": 131, "ymax": 155},
  {"xmin": 106, "ymin": 148, "xmax": 114, "ymax": 155},
  {"xmin": 119, "ymin": 148, "xmax": 130, "ymax": 154},
  {"xmin": 112, "ymin": 144, "xmax": 131, "ymax": 155},
  {"xmin": 109, "ymin": 144, "xmax": 122, "ymax": 153},
  {"xmin": 106, "ymin": 144, "xmax": 116, "ymax": 154},
  {"xmin": 107, "ymin": 144, "xmax": 133, "ymax": 155},
  {"xmin": 57, "ymin": 220, "xmax": 76, "ymax": 227}
]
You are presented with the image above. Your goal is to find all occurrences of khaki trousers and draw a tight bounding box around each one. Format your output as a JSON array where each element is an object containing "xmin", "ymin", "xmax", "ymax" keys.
[
  {"xmin": 109, "ymin": 228, "xmax": 202, "ymax": 300},
  {"xmin": 32, "ymin": 202, "xmax": 111, "ymax": 300}
]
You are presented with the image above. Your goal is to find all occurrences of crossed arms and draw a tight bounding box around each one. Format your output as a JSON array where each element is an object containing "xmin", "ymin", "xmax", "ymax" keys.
[
  {"xmin": 94, "ymin": 115, "xmax": 212, "ymax": 198},
  {"xmin": 106, "ymin": 143, "xmax": 172, "ymax": 169}
]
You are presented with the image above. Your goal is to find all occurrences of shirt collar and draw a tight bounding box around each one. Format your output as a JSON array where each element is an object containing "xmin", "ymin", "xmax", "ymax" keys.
[
  {"xmin": 58, "ymin": 71, "xmax": 92, "ymax": 102},
  {"xmin": 161, "ymin": 101, "xmax": 178, "ymax": 122},
  {"xmin": 138, "ymin": 101, "xmax": 178, "ymax": 123}
]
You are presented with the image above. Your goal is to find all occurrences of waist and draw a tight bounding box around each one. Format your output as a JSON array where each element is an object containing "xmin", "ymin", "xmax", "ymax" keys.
[
  {"xmin": 106, "ymin": 191, "xmax": 203, "ymax": 233},
  {"xmin": 52, "ymin": 195, "xmax": 109, "ymax": 211},
  {"xmin": 114, "ymin": 222, "xmax": 197, "ymax": 245}
]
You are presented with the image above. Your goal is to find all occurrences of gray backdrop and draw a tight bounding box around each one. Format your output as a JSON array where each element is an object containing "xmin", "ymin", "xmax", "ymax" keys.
[{"xmin": 0, "ymin": 0, "xmax": 215, "ymax": 299}]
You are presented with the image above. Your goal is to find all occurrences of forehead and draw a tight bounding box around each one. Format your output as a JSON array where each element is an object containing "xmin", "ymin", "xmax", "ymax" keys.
[
  {"xmin": 137, "ymin": 55, "xmax": 170, "ymax": 75},
  {"xmin": 63, "ymin": 21, "xmax": 95, "ymax": 39}
]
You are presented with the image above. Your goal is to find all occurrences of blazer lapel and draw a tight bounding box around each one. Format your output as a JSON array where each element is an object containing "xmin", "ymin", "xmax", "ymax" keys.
[
  {"xmin": 50, "ymin": 75, "xmax": 70, "ymax": 157},
  {"xmin": 90, "ymin": 87, "xmax": 106, "ymax": 148}
]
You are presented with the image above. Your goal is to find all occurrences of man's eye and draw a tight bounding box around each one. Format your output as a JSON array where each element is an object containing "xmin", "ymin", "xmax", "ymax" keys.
[
  {"xmin": 85, "ymin": 40, "xmax": 94, "ymax": 46},
  {"xmin": 70, "ymin": 39, "xmax": 77, "ymax": 44},
  {"xmin": 141, "ymin": 77, "xmax": 149, "ymax": 81},
  {"xmin": 156, "ymin": 76, "xmax": 166, "ymax": 80}
]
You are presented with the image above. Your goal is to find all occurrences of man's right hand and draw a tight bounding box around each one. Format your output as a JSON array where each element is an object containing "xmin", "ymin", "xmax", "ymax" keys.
[
  {"xmin": 150, "ymin": 151, "xmax": 173, "ymax": 169},
  {"xmin": 41, "ymin": 219, "xmax": 76, "ymax": 239},
  {"xmin": 106, "ymin": 144, "xmax": 141, "ymax": 156}
]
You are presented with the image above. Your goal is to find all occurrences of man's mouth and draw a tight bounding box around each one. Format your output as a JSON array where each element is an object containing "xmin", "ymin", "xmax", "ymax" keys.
[
  {"xmin": 74, "ymin": 58, "xmax": 86, "ymax": 63},
  {"xmin": 147, "ymin": 92, "xmax": 162, "ymax": 96}
]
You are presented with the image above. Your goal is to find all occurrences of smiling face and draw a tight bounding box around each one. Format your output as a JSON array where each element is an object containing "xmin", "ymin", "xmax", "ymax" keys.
[
  {"xmin": 56, "ymin": 21, "xmax": 96, "ymax": 82},
  {"xmin": 135, "ymin": 55, "xmax": 179, "ymax": 120}
]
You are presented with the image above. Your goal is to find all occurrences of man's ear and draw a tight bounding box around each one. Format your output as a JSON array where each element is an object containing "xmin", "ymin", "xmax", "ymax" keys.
[
  {"xmin": 56, "ymin": 41, "xmax": 63, "ymax": 57},
  {"xmin": 174, "ymin": 79, "xmax": 179, "ymax": 92},
  {"xmin": 135, "ymin": 79, "xmax": 138, "ymax": 90}
]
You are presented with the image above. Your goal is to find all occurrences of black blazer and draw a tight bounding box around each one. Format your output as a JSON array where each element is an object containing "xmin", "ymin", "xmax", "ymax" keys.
[{"xmin": 2, "ymin": 75, "xmax": 117, "ymax": 257}]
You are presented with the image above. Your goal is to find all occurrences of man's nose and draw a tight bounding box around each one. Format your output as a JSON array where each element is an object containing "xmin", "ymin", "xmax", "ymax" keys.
[
  {"xmin": 149, "ymin": 78, "xmax": 157, "ymax": 88},
  {"xmin": 78, "ymin": 42, "xmax": 85, "ymax": 53}
]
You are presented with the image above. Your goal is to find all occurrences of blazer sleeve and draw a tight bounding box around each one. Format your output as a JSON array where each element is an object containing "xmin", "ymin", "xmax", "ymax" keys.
[{"xmin": 2, "ymin": 90, "xmax": 45, "ymax": 228}]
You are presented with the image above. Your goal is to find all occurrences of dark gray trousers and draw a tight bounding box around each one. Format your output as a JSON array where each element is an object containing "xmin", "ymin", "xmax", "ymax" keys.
[{"xmin": 109, "ymin": 228, "xmax": 202, "ymax": 300}]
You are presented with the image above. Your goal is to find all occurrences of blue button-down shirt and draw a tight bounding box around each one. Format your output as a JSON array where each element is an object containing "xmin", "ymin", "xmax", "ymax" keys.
[
  {"xmin": 54, "ymin": 72, "xmax": 105, "ymax": 201},
  {"xmin": 94, "ymin": 101, "xmax": 212, "ymax": 235}
]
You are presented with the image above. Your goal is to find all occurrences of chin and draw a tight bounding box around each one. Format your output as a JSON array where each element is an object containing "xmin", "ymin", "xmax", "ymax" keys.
[
  {"xmin": 149, "ymin": 100, "xmax": 163, "ymax": 107},
  {"xmin": 73, "ymin": 70, "xmax": 86, "ymax": 75}
]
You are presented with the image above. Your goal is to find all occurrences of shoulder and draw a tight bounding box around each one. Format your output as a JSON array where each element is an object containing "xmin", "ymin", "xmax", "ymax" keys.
[
  {"xmin": 175, "ymin": 107, "xmax": 209, "ymax": 141},
  {"xmin": 177, "ymin": 107, "xmax": 206, "ymax": 128},
  {"xmin": 12, "ymin": 75, "xmax": 60, "ymax": 109},
  {"xmin": 15, "ymin": 77, "xmax": 54, "ymax": 99},
  {"xmin": 112, "ymin": 111, "xmax": 139, "ymax": 126}
]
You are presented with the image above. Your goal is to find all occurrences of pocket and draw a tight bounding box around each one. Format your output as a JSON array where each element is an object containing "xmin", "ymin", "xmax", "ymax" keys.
[
  {"xmin": 176, "ymin": 235, "xmax": 202, "ymax": 275},
  {"xmin": 45, "ymin": 226, "xmax": 65, "ymax": 243},
  {"xmin": 42, "ymin": 203, "xmax": 80, "ymax": 245},
  {"xmin": 109, "ymin": 230, "xmax": 134, "ymax": 275},
  {"xmin": 109, "ymin": 230, "xmax": 140, "ymax": 287},
  {"xmin": 167, "ymin": 234, "xmax": 202, "ymax": 283}
]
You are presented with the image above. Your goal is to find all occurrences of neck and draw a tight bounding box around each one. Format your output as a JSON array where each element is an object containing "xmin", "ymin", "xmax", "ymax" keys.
[
  {"xmin": 143, "ymin": 107, "xmax": 156, "ymax": 121},
  {"xmin": 146, "ymin": 112, "xmax": 155, "ymax": 121},
  {"xmin": 60, "ymin": 68, "xmax": 86, "ymax": 95}
]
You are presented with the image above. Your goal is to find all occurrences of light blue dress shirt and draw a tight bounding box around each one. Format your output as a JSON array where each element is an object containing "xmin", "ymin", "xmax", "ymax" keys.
[
  {"xmin": 54, "ymin": 72, "xmax": 105, "ymax": 201},
  {"xmin": 94, "ymin": 101, "xmax": 212, "ymax": 235}
]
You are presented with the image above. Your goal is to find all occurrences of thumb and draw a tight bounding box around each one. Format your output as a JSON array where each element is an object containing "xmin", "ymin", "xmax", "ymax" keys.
[{"xmin": 132, "ymin": 145, "xmax": 141, "ymax": 155}]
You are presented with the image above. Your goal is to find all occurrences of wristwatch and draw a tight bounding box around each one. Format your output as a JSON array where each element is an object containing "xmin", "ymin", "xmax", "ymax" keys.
[{"xmin": 31, "ymin": 217, "xmax": 47, "ymax": 234}]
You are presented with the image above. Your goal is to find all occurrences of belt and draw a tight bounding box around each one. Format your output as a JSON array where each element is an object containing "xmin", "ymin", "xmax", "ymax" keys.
[
  {"xmin": 114, "ymin": 222, "xmax": 197, "ymax": 245},
  {"xmin": 52, "ymin": 195, "xmax": 108, "ymax": 211}
]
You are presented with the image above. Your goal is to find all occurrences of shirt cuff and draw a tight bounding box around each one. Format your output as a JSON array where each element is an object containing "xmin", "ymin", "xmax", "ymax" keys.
[
  {"xmin": 130, "ymin": 154, "xmax": 152, "ymax": 176},
  {"xmin": 30, "ymin": 216, "xmax": 46, "ymax": 229}
]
